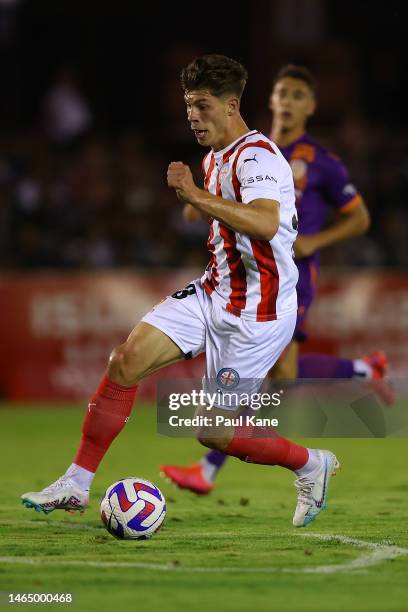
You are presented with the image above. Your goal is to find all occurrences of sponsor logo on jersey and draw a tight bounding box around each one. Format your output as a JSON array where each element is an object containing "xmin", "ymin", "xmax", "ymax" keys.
[
  {"xmin": 243, "ymin": 174, "xmax": 277, "ymax": 185},
  {"xmin": 216, "ymin": 368, "xmax": 240, "ymax": 389},
  {"xmin": 243, "ymin": 153, "xmax": 258, "ymax": 163}
]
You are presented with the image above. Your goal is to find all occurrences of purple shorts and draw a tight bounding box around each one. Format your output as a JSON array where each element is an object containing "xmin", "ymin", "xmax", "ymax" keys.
[{"xmin": 293, "ymin": 259, "xmax": 318, "ymax": 343}]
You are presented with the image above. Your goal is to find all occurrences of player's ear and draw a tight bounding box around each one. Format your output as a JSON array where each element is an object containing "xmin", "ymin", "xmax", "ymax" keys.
[{"xmin": 227, "ymin": 96, "xmax": 240, "ymax": 116}]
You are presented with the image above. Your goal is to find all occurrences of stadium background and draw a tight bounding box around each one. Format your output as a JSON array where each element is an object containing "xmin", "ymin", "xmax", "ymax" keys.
[
  {"xmin": 0, "ymin": 0, "xmax": 407, "ymax": 400},
  {"xmin": 1, "ymin": 4, "xmax": 408, "ymax": 612}
]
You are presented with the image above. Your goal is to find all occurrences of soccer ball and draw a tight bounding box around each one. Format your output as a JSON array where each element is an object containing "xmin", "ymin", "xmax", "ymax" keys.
[{"xmin": 100, "ymin": 477, "xmax": 166, "ymax": 540}]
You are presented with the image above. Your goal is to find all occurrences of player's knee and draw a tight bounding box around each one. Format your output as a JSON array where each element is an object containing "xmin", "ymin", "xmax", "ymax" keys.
[
  {"xmin": 107, "ymin": 342, "xmax": 143, "ymax": 386},
  {"xmin": 269, "ymin": 358, "xmax": 297, "ymax": 380},
  {"xmin": 196, "ymin": 430, "xmax": 229, "ymax": 451}
]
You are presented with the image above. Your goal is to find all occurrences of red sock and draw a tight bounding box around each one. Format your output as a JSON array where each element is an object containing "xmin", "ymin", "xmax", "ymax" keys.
[
  {"xmin": 224, "ymin": 425, "xmax": 308, "ymax": 471},
  {"xmin": 74, "ymin": 375, "xmax": 138, "ymax": 472}
]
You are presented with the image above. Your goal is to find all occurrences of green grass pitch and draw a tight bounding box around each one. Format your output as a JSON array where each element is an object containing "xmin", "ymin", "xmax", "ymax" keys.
[{"xmin": 1, "ymin": 404, "xmax": 407, "ymax": 612}]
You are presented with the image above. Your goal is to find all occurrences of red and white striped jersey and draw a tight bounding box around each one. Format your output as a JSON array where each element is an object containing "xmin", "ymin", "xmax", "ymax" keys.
[{"xmin": 200, "ymin": 130, "xmax": 299, "ymax": 322}]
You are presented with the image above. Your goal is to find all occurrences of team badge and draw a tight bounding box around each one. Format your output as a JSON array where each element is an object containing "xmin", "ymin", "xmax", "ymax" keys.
[
  {"xmin": 290, "ymin": 159, "xmax": 307, "ymax": 181},
  {"xmin": 342, "ymin": 183, "xmax": 357, "ymax": 196},
  {"xmin": 216, "ymin": 368, "xmax": 240, "ymax": 389},
  {"xmin": 218, "ymin": 164, "xmax": 229, "ymax": 181}
]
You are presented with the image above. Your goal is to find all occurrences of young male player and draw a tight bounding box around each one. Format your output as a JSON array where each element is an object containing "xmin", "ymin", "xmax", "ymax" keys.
[
  {"xmin": 161, "ymin": 65, "xmax": 391, "ymax": 495},
  {"xmin": 22, "ymin": 55, "xmax": 339, "ymax": 528}
]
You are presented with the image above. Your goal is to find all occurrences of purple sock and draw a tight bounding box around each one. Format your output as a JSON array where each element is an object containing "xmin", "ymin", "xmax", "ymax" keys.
[
  {"xmin": 205, "ymin": 449, "xmax": 228, "ymax": 468},
  {"xmin": 298, "ymin": 354, "xmax": 354, "ymax": 378}
]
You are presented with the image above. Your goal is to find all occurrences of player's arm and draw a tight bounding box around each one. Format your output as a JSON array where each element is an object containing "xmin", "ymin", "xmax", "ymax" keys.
[
  {"xmin": 294, "ymin": 200, "xmax": 370, "ymax": 258},
  {"xmin": 294, "ymin": 153, "xmax": 370, "ymax": 259},
  {"xmin": 183, "ymin": 203, "xmax": 210, "ymax": 223},
  {"xmin": 182, "ymin": 187, "xmax": 279, "ymax": 241},
  {"xmin": 168, "ymin": 151, "xmax": 280, "ymax": 241}
]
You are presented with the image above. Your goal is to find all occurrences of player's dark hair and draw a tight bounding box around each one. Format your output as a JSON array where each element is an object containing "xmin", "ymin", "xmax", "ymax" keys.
[
  {"xmin": 274, "ymin": 64, "xmax": 317, "ymax": 96},
  {"xmin": 181, "ymin": 54, "xmax": 248, "ymax": 99}
]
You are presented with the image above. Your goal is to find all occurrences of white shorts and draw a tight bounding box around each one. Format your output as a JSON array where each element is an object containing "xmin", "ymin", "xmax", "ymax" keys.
[{"xmin": 142, "ymin": 280, "xmax": 296, "ymax": 410}]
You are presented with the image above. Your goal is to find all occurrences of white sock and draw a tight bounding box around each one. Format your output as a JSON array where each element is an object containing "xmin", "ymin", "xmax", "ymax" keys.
[
  {"xmin": 295, "ymin": 448, "xmax": 321, "ymax": 477},
  {"xmin": 200, "ymin": 458, "xmax": 218, "ymax": 482},
  {"xmin": 353, "ymin": 359, "xmax": 373, "ymax": 379},
  {"xmin": 65, "ymin": 463, "xmax": 95, "ymax": 491}
]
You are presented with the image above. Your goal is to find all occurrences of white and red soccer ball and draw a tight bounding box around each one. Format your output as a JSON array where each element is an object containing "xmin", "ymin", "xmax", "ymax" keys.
[{"xmin": 100, "ymin": 477, "xmax": 166, "ymax": 540}]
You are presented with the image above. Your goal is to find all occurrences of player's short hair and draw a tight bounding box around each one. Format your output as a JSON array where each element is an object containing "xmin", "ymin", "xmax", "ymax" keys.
[
  {"xmin": 181, "ymin": 54, "xmax": 248, "ymax": 99},
  {"xmin": 274, "ymin": 64, "xmax": 317, "ymax": 96}
]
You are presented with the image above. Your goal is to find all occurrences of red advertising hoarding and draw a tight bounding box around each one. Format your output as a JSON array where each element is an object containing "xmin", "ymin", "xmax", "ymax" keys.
[
  {"xmin": 303, "ymin": 272, "xmax": 408, "ymax": 377},
  {"xmin": 0, "ymin": 270, "xmax": 407, "ymax": 401},
  {"xmin": 0, "ymin": 270, "xmax": 203, "ymax": 401}
]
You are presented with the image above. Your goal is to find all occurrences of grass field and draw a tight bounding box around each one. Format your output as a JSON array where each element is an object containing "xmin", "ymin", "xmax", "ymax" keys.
[{"xmin": 1, "ymin": 404, "xmax": 408, "ymax": 612}]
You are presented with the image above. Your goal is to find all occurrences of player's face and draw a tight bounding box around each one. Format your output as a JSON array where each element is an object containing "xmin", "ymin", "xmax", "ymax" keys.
[
  {"xmin": 185, "ymin": 90, "xmax": 235, "ymax": 150},
  {"xmin": 270, "ymin": 77, "xmax": 316, "ymax": 130}
]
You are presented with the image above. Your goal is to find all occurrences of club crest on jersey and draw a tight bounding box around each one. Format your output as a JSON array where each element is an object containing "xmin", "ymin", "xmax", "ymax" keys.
[
  {"xmin": 216, "ymin": 368, "xmax": 240, "ymax": 389},
  {"xmin": 218, "ymin": 164, "xmax": 229, "ymax": 181},
  {"xmin": 290, "ymin": 159, "xmax": 307, "ymax": 181},
  {"xmin": 342, "ymin": 183, "xmax": 357, "ymax": 196}
]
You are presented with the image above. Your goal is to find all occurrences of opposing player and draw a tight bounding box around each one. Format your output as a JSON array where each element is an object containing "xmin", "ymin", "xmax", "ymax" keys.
[
  {"xmin": 161, "ymin": 65, "xmax": 391, "ymax": 495},
  {"xmin": 22, "ymin": 55, "xmax": 339, "ymax": 528}
]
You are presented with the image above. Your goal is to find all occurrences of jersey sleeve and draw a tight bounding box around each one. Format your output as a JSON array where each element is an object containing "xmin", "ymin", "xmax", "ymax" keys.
[
  {"xmin": 237, "ymin": 145, "xmax": 281, "ymax": 204},
  {"xmin": 322, "ymin": 152, "xmax": 363, "ymax": 213}
]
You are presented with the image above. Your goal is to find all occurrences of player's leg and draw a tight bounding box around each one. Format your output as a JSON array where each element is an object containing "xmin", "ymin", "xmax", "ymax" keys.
[
  {"xmin": 21, "ymin": 323, "xmax": 184, "ymax": 514},
  {"xmin": 161, "ymin": 450, "xmax": 224, "ymax": 494},
  {"xmin": 194, "ymin": 309, "xmax": 340, "ymax": 527},
  {"xmin": 298, "ymin": 351, "xmax": 395, "ymax": 405},
  {"xmin": 268, "ymin": 339, "xmax": 299, "ymax": 379},
  {"xmin": 195, "ymin": 403, "xmax": 340, "ymax": 528},
  {"xmin": 22, "ymin": 283, "xmax": 206, "ymax": 513},
  {"xmin": 292, "ymin": 264, "xmax": 394, "ymax": 402},
  {"xmin": 70, "ymin": 321, "xmax": 185, "ymax": 475},
  {"xmin": 160, "ymin": 339, "xmax": 300, "ymax": 493}
]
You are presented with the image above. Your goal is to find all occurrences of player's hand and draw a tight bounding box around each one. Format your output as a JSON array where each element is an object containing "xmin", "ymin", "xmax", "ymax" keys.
[
  {"xmin": 293, "ymin": 234, "xmax": 320, "ymax": 258},
  {"xmin": 167, "ymin": 162, "xmax": 199, "ymax": 204}
]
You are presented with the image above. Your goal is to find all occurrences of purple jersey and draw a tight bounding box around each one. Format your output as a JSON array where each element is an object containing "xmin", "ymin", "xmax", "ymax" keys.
[{"xmin": 278, "ymin": 133, "xmax": 363, "ymax": 340}]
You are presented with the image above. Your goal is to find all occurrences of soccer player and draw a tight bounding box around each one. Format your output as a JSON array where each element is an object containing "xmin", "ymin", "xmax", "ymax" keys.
[
  {"xmin": 161, "ymin": 65, "xmax": 391, "ymax": 496},
  {"xmin": 22, "ymin": 55, "xmax": 339, "ymax": 528}
]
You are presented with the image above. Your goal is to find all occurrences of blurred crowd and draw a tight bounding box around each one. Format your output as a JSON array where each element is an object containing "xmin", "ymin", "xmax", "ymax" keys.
[
  {"xmin": 0, "ymin": 1, "xmax": 407, "ymax": 273},
  {"xmin": 1, "ymin": 67, "xmax": 407, "ymax": 272},
  {"xmin": 0, "ymin": 67, "xmax": 211, "ymax": 271}
]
